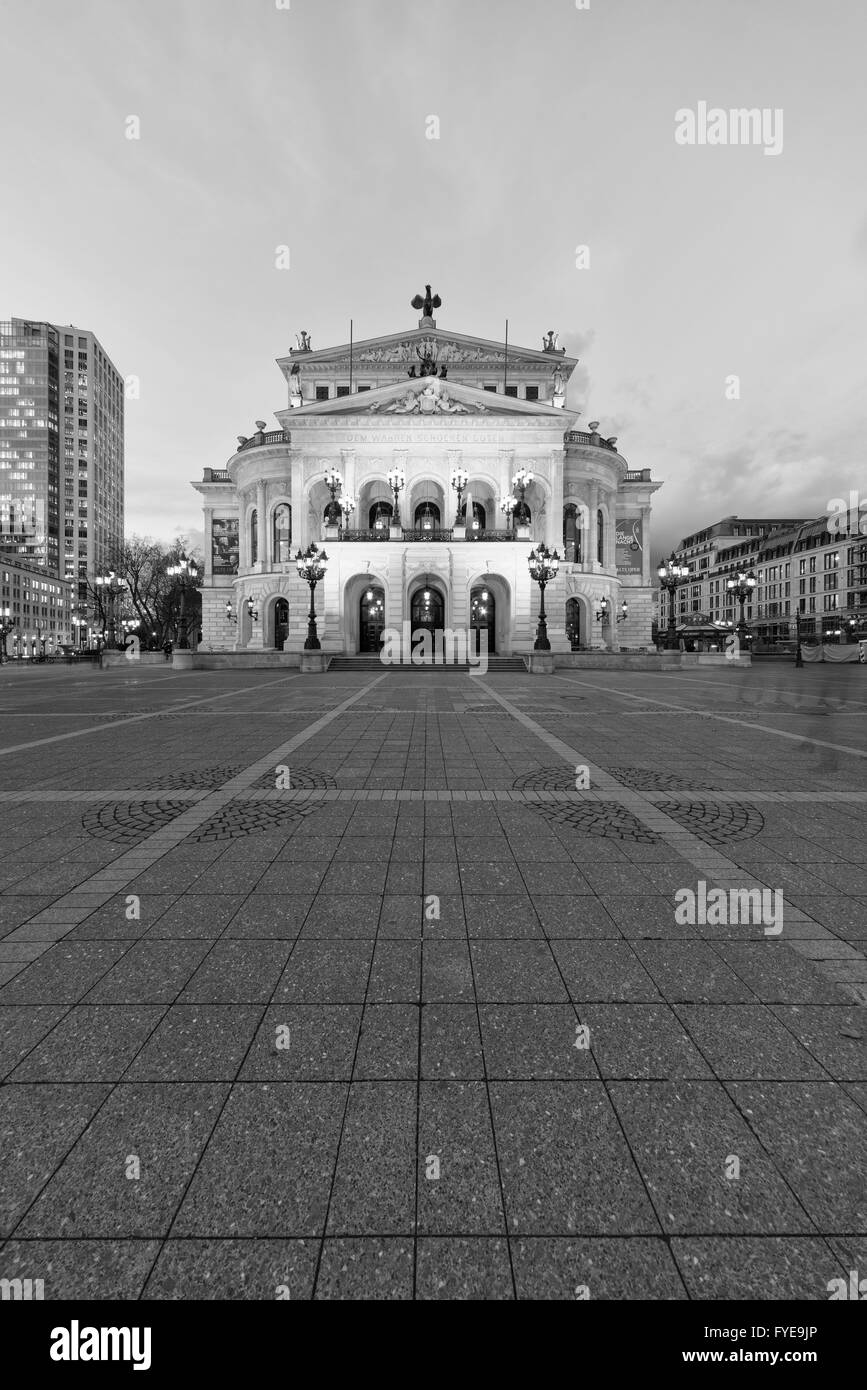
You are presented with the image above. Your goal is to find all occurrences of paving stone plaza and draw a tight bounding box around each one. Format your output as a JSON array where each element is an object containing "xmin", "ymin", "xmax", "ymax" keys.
[{"xmin": 1, "ymin": 660, "xmax": 865, "ymax": 1301}]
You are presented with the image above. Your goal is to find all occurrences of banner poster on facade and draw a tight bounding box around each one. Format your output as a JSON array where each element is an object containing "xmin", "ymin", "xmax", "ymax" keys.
[
  {"xmin": 616, "ymin": 516, "xmax": 643, "ymax": 574},
  {"xmin": 211, "ymin": 516, "xmax": 239, "ymax": 575}
]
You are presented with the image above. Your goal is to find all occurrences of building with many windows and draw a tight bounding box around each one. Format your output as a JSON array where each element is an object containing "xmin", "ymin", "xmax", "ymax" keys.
[
  {"xmin": 0, "ymin": 318, "xmax": 124, "ymax": 613},
  {"xmin": 193, "ymin": 299, "xmax": 661, "ymax": 658},
  {"xmin": 0, "ymin": 552, "xmax": 73, "ymax": 659},
  {"xmin": 660, "ymin": 512, "xmax": 867, "ymax": 647}
]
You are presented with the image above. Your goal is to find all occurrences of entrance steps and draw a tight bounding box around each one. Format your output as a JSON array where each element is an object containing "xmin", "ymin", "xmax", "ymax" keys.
[{"xmin": 328, "ymin": 655, "xmax": 527, "ymax": 673}]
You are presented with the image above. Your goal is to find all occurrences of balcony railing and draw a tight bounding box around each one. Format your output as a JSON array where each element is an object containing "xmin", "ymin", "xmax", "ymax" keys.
[
  {"xmin": 336, "ymin": 527, "xmax": 522, "ymax": 542},
  {"xmin": 237, "ymin": 430, "xmax": 290, "ymax": 453},
  {"xmin": 565, "ymin": 430, "xmax": 617, "ymax": 451}
]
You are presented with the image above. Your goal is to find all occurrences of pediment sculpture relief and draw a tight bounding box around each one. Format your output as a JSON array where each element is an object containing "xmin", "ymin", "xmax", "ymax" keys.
[{"xmin": 370, "ymin": 381, "xmax": 485, "ymax": 415}]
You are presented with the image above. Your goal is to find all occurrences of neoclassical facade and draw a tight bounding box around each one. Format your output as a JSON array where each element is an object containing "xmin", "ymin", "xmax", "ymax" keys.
[{"xmin": 193, "ymin": 302, "xmax": 661, "ymax": 658}]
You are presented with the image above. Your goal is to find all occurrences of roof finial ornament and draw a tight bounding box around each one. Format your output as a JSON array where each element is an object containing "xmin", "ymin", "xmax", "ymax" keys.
[{"xmin": 411, "ymin": 283, "xmax": 442, "ymax": 326}]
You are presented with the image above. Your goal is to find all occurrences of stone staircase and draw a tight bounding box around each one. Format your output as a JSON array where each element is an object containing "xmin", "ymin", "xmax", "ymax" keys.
[{"xmin": 328, "ymin": 654, "xmax": 527, "ymax": 673}]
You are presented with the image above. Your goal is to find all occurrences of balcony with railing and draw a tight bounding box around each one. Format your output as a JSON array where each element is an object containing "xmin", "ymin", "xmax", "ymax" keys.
[
  {"xmin": 237, "ymin": 430, "xmax": 290, "ymax": 453},
  {"xmin": 335, "ymin": 527, "xmax": 520, "ymax": 543}
]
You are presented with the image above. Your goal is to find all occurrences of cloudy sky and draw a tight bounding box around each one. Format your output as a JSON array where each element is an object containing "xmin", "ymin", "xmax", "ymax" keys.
[{"xmin": 2, "ymin": 0, "xmax": 865, "ymax": 556}]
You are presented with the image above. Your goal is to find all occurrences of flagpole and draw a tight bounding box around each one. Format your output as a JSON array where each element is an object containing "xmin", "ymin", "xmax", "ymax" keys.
[{"xmin": 504, "ymin": 319, "xmax": 508, "ymax": 392}]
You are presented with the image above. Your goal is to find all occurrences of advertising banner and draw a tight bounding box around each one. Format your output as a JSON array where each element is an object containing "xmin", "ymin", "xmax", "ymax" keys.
[
  {"xmin": 616, "ymin": 516, "xmax": 643, "ymax": 574},
  {"xmin": 211, "ymin": 517, "xmax": 239, "ymax": 575}
]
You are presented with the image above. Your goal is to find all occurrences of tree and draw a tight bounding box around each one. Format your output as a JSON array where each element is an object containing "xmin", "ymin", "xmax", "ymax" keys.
[{"xmin": 86, "ymin": 535, "xmax": 203, "ymax": 650}]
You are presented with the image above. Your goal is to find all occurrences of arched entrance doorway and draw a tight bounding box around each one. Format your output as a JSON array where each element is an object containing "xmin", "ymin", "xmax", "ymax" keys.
[
  {"xmin": 410, "ymin": 583, "xmax": 445, "ymax": 639},
  {"xmin": 470, "ymin": 585, "xmax": 496, "ymax": 653},
  {"xmin": 274, "ymin": 598, "xmax": 289, "ymax": 651},
  {"xmin": 566, "ymin": 597, "xmax": 585, "ymax": 650},
  {"xmin": 359, "ymin": 586, "xmax": 385, "ymax": 652}
]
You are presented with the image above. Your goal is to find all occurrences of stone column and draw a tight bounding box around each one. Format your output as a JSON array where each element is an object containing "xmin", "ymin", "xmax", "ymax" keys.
[
  {"xmin": 257, "ymin": 481, "xmax": 268, "ymax": 570},
  {"xmin": 549, "ymin": 449, "xmax": 564, "ymax": 551},
  {"xmin": 588, "ymin": 481, "xmax": 599, "ymax": 569},
  {"xmin": 604, "ymin": 488, "xmax": 616, "ymax": 573},
  {"xmin": 640, "ymin": 505, "xmax": 652, "ymax": 584},
  {"xmin": 203, "ymin": 508, "xmax": 214, "ymax": 580},
  {"xmin": 238, "ymin": 490, "xmax": 249, "ymax": 572}
]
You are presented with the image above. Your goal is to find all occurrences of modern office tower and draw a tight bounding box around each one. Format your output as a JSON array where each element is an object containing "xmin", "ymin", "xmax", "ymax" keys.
[{"xmin": 0, "ymin": 317, "xmax": 124, "ymax": 609}]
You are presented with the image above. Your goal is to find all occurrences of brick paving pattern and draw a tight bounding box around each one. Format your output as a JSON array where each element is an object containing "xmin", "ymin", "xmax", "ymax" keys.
[{"xmin": 0, "ymin": 662, "xmax": 865, "ymax": 1300}]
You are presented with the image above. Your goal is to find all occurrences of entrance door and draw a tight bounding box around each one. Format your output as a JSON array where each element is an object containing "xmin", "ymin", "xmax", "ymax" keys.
[
  {"xmin": 410, "ymin": 584, "xmax": 444, "ymax": 639},
  {"xmin": 566, "ymin": 597, "xmax": 582, "ymax": 650},
  {"xmin": 360, "ymin": 586, "xmax": 385, "ymax": 652},
  {"xmin": 275, "ymin": 598, "xmax": 290, "ymax": 651},
  {"xmin": 470, "ymin": 586, "xmax": 496, "ymax": 653}
]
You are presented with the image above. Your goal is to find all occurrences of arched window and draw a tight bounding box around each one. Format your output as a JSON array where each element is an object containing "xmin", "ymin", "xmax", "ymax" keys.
[
  {"xmin": 597, "ymin": 508, "xmax": 604, "ymax": 565},
  {"xmin": 563, "ymin": 504, "xmax": 582, "ymax": 562},
  {"xmin": 459, "ymin": 501, "xmax": 486, "ymax": 531},
  {"xmin": 414, "ymin": 501, "xmax": 441, "ymax": 531},
  {"xmin": 369, "ymin": 500, "xmax": 393, "ymax": 531},
  {"xmin": 273, "ymin": 504, "xmax": 291, "ymax": 563},
  {"xmin": 250, "ymin": 509, "xmax": 258, "ymax": 566}
]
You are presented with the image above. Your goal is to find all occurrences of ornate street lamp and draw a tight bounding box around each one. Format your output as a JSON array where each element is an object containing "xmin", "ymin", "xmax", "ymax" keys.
[
  {"xmin": 595, "ymin": 597, "xmax": 609, "ymax": 624},
  {"xmin": 245, "ymin": 596, "xmax": 259, "ymax": 622},
  {"xmin": 499, "ymin": 495, "xmax": 517, "ymax": 535},
  {"xmin": 513, "ymin": 468, "xmax": 534, "ymax": 525},
  {"xmin": 324, "ymin": 467, "xmax": 343, "ymax": 525},
  {"xmin": 295, "ymin": 542, "xmax": 329, "ymax": 650},
  {"xmin": 387, "ymin": 464, "xmax": 406, "ymax": 528},
  {"xmin": 450, "ymin": 465, "xmax": 468, "ymax": 525},
  {"xmin": 657, "ymin": 554, "xmax": 690, "ymax": 650},
  {"xmin": 528, "ymin": 544, "xmax": 561, "ymax": 651},
  {"xmin": 166, "ymin": 553, "xmax": 198, "ymax": 651},
  {"xmin": 0, "ymin": 605, "xmax": 16, "ymax": 665},
  {"xmin": 726, "ymin": 569, "xmax": 757, "ymax": 648},
  {"xmin": 339, "ymin": 493, "xmax": 356, "ymax": 530},
  {"xmin": 95, "ymin": 569, "xmax": 129, "ymax": 650},
  {"xmin": 618, "ymin": 599, "xmax": 628, "ymax": 623},
  {"xmin": 794, "ymin": 609, "xmax": 804, "ymax": 668}
]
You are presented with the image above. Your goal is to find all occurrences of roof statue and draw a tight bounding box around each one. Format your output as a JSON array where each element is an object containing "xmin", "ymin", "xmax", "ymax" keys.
[{"xmin": 411, "ymin": 284, "xmax": 442, "ymax": 321}]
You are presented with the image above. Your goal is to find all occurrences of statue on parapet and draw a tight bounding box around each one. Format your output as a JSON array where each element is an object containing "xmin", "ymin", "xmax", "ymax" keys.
[{"xmin": 411, "ymin": 284, "xmax": 442, "ymax": 320}]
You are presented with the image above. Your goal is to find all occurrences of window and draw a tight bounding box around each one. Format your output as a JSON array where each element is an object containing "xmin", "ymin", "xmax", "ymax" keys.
[
  {"xmin": 597, "ymin": 509, "xmax": 604, "ymax": 565},
  {"xmin": 504, "ymin": 385, "xmax": 518, "ymax": 397},
  {"xmin": 336, "ymin": 386, "xmax": 350, "ymax": 397},
  {"xmin": 315, "ymin": 386, "xmax": 329, "ymax": 401},
  {"xmin": 525, "ymin": 386, "xmax": 539, "ymax": 401},
  {"xmin": 484, "ymin": 384, "xmax": 497, "ymax": 392},
  {"xmin": 250, "ymin": 509, "xmax": 258, "ymax": 565},
  {"xmin": 273, "ymin": 503, "xmax": 291, "ymax": 562}
]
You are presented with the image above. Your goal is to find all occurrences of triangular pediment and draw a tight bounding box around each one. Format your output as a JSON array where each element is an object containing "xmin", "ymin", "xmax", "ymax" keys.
[
  {"xmin": 275, "ymin": 374, "xmax": 576, "ymax": 423},
  {"xmin": 277, "ymin": 324, "xmax": 576, "ymax": 381}
]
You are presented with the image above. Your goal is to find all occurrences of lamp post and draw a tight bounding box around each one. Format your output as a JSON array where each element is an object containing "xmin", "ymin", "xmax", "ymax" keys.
[
  {"xmin": 528, "ymin": 544, "xmax": 561, "ymax": 651},
  {"xmin": 324, "ymin": 468, "xmax": 343, "ymax": 525},
  {"xmin": 387, "ymin": 465, "xmax": 405, "ymax": 528},
  {"xmin": 166, "ymin": 554, "xmax": 198, "ymax": 651},
  {"xmin": 0, "ymin": 605, "xmax": 15, "ymax": 665},
  {"xmin": 794, "ymin": 610, "xmax": 804, "ymax": 668},
  {"xmin": 657, "ymin": 554, "xmax": 690, "ymax": 650},
  {"xmin": 451, "ymin": 465, "xmax": 468, "ymax": 525},
  {"xmin": 513, "ymin": 468, "xmax": 534, "ymax": 525},
  {"xmin": 95, "ymin": 570, "xmax": 128, "ymax": 650},
  {"xmin": 295, "ymin": 542, "xmax": 329, "ymax": 650},
  {"xmin": 726, "ymin": 569, "xmax": 757, "ymax": 648},
  {"xmin": 339, "ymin": 494, "xmax": 356, "ymax": 531},
  {"xmin": 499, "ymin": 495, "xmax": 517, "ymax": 535}
]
